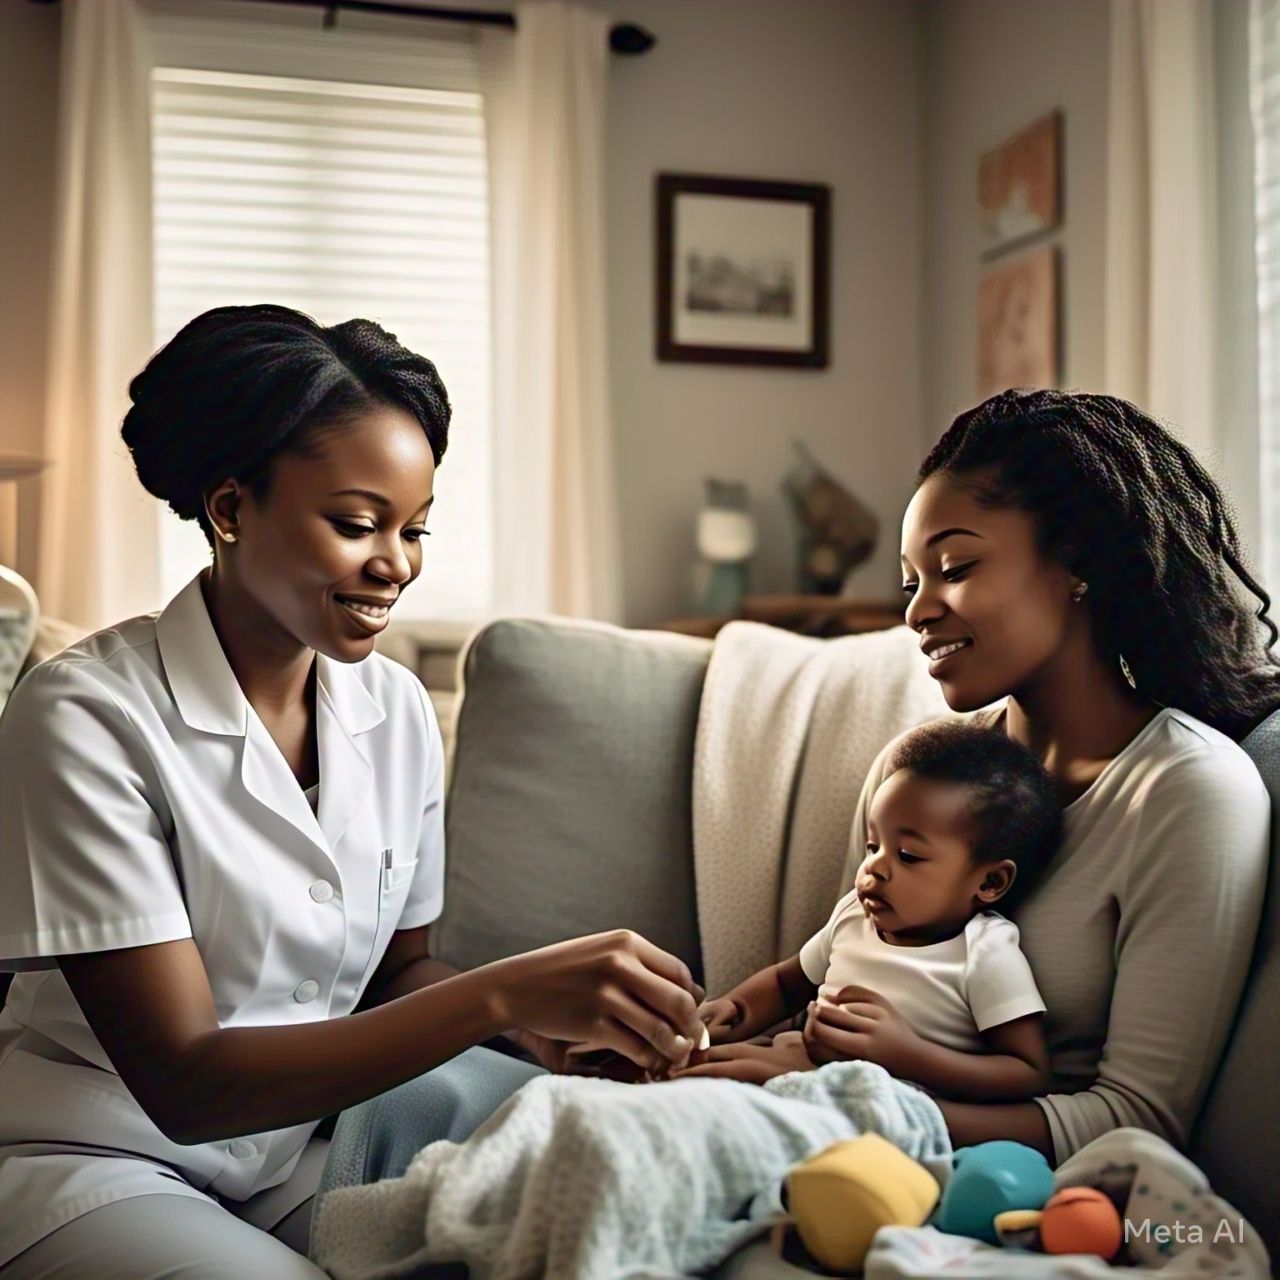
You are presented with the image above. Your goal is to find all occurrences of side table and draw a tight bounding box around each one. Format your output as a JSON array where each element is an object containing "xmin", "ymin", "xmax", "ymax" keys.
[{"xmin": 656, "ymin": 594, "xmax": 904, "ymax": 640}]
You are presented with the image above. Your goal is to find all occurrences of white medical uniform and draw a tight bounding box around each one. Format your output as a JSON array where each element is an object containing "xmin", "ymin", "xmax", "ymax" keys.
[{"xmin": 0, "ymin": 571, "xmax": 446, "ymax": 1268}]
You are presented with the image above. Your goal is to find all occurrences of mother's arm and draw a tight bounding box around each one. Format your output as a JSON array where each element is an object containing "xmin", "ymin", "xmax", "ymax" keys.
[{"xmin": 1027, "ymin": 753, "xmax": 1269, "ymax": 1163}]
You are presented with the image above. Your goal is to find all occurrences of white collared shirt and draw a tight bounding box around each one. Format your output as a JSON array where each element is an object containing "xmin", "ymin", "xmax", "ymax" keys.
[{"xmin": 0, "ymin": 571, "xmax": 445, "ymax": 1265}]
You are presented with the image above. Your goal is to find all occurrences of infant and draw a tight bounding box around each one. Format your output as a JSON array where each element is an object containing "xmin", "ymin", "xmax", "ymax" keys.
[{"xmin": 677, "ymin": 720, "xmax": 1061, "ymax": 1102}]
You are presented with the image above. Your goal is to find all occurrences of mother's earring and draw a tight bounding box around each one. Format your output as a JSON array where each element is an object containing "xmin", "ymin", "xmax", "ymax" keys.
[
  {"xmin": 1070, "ymin": 582, "xmax": 1088, "ymax": 603},
  {"xmin": 217, "ymin": 527, "xmax": 238, "ymax": 545}
]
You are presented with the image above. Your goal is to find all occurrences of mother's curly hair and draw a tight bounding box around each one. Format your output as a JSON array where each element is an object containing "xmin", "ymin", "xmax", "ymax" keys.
[
  {"xmin": 920, "ymin": 389, "xmax": 1280, "ymax": 741},
  {"xmin": 121, "ymin": 304, "xmax": 450, "ymax": 550}
]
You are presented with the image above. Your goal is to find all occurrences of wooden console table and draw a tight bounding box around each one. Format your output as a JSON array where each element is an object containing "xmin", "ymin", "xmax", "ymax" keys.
[{"xmin": 657, "ymin": 594, "xmax": 904, "ymax": 639}]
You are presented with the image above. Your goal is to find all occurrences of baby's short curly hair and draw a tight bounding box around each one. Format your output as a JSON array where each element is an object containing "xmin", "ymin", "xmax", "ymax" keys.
[{"xmin": 885, "ymin": 720, "xmax": 1062, "ymax": 904}]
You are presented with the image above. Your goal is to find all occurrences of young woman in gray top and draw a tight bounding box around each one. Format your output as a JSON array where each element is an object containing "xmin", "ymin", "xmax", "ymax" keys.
[{"xmin": 807, "ymin": 389, "xmax": 1275, "ymax": 1161}]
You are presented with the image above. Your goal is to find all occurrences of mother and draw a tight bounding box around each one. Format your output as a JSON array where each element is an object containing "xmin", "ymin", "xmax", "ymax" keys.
[
  {"xmin": 685, "ymin": 390, "xmax": 1274, "ymax": 1166},
  {"xmin": 0, "ymin": 305, "xmax": 704, "ymax": 1279}
]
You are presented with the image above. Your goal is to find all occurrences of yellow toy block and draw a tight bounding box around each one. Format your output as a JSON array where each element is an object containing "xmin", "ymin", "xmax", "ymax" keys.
[{"xmin": 786, "ymin": 1134, "xmax": 941, "ymax": 1272}]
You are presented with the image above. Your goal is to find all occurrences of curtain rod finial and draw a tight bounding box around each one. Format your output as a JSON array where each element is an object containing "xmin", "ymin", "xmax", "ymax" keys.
[{"xmin": 609, "ymin": 23, "xmax": 655, "ymax": 55}]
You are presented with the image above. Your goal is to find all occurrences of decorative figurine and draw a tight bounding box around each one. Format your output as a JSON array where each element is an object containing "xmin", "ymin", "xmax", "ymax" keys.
[{"xmin": 783, "ymin": 441, "xmax": 879, "ymax": 594}]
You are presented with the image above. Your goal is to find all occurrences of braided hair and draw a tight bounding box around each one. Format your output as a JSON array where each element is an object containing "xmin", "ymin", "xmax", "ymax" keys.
[
  {"xmin": 919, "ymin": 389, "xmax": 1280, "ymax": 741},
  {"xmin": 122, "ymin": 304, "xmax": 450, "ymax": 550}
]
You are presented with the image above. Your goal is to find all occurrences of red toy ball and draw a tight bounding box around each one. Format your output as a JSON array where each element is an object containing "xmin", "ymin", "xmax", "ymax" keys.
[{"xmin": 1040, "ymin": 1186, "xmax": 1123, "ymax": 1259}]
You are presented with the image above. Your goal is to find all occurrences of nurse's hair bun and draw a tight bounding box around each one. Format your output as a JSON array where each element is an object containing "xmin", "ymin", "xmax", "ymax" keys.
[{"xmin": 121, "ymin": 303, "xmax": 450, "ymax": 548}]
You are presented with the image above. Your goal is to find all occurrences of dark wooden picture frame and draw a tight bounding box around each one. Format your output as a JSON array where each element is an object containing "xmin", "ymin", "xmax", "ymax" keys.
[{"xmin": 656, "ymin": 174, "xmax": 831, "ymax": 368}]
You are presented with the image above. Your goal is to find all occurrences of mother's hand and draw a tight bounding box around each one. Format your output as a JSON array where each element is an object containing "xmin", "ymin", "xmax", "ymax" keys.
[{"xmin": 483, "ymin": 930, "xmax": 705, "ymax": 1076}]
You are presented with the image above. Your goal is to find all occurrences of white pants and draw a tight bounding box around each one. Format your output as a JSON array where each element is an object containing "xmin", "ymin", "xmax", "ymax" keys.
[
  {"xmin": 0, "ymin": 1141, "xmax": 329, "ymax": 1280},
  {"xmin": 0, "ymin": 1192, "xmax": 325, "ymax": 1279}
]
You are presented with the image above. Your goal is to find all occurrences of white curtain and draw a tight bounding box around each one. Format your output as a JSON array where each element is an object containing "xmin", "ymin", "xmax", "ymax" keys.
[
  {"xmin": 480, "ymin": 0, "xmax": 622, "ymax": 621},
  {"xmin": 1104, "ymin": 0, "xmax": 1220, "ymax": 465},
  {"xmin": 1252, "ymin": 0, "xmax": 1280, "ymax": 590},
  {"xmin": 38, "ymin": 0, "xmax": 158, "ymax": 630}
]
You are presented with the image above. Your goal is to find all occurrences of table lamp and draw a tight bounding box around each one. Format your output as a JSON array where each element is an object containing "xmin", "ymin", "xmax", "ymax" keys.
[{"xmin": 0, "ymin": 451, "xmax": 48, "ymax": 707}]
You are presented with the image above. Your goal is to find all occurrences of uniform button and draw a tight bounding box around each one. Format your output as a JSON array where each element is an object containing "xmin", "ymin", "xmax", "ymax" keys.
[
  {"xmin": 293, "ymin": 979, "xmax": 320, "ymax": 1003},
  {"xmin": 309, "ymin": 880, "xmax": 334, "ymax": 903},
  {"xmin": 229, "ymin": 1139, "xmax": 257, "ymax": 1159}
]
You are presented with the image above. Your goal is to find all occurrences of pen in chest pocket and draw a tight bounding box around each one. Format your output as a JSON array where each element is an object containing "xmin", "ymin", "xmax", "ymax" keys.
[{"xmin": 381, "ymin": 847, "xmax": 392, "ymax": 889}]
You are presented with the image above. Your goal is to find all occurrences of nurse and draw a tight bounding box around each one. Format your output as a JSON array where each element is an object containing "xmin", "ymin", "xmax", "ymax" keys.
[{"xmin": 0, "ymin": 304, "xmax": 704, "ymax": 1278}]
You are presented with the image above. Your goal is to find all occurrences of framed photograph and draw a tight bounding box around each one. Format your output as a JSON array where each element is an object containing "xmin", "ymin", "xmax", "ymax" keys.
[
  {"xmin": 656, "ymin": 174, "xmax": 830, "ymax": 368},
  {"xmin": 978, "ymin": 110, "xmax": 1063, "ymax": 258},
  {"xmin": 977, "ymin": 246, "xmax": 1059, "ymax": 399}
]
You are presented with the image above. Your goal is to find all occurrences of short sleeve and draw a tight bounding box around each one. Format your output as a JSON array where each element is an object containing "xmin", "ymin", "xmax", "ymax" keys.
[
  {"xmin": 0, "ymin": 661, "xmax": 192, "ymax": 971},
  {"xmin": 395, "ymin": 676, "xmax": 447, "ymax": 930},
  {"xmin": 798, "ymin": 887, "xmax": 860, "ymax": 985},
  {"xmin": 964, "ymin": 915, "xmax": 1046, "ymax": 1032}
]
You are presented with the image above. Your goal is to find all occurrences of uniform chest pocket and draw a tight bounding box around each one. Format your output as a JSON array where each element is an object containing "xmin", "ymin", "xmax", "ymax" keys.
[
  {"xmin": 381, "ymin": 850, "xmax": 419, "ymax": 894},
  {"xmin": 359, "ymin": 850, "xmax": 420, "ymax": 995}
]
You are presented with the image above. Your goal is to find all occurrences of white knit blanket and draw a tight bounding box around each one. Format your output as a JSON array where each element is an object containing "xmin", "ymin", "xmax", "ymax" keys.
[
  {"xmin": 310, "ymin": 1061, "xmax": 951, "ymax": 1280},
  {"xmin": 692, "ymin": 622, "xmax": 950, "ymax": 997}
]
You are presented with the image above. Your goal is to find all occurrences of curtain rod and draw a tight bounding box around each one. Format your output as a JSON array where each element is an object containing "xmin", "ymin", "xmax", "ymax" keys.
[{"xmin": 27, "ymin": 0, "xmax": 657, "ymax": 55}]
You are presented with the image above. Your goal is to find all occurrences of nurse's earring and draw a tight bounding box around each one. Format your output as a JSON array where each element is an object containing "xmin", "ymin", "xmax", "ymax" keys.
[
  {"xmin": 216, "ymin": 527, "xmax": 238, "ymax": 545},
  {"xmin": 1070, "ymin": 582, "xmax": 1088, "ymax": 603}
]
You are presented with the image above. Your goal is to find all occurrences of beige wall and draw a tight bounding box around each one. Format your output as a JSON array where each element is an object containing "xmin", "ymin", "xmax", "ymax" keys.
[
  {"xmin": 0, "ymin": 1, "xmax": 1119, "ymax": 627},
  {"xmin": 0, "ymin": 0, "xmax": 60, "ymax": 585},
  {"xmin": 604, "ymin": 0, "xmax": 925, "ymax": 625},
  {"xmin": 919, "ymin": 0, "xmax": 1111, "ymax": 455}
]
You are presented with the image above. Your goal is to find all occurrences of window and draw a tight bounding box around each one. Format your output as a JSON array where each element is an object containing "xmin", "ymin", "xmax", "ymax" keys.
[{"xmin": 149, "ymin": 9, "xmax": 493, "ymax": 621}]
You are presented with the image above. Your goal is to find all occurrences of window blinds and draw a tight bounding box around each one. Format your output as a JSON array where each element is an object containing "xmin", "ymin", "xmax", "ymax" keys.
[{"xmin": 150, "ymin": 30, "xmax": 494, "ymax": 621}]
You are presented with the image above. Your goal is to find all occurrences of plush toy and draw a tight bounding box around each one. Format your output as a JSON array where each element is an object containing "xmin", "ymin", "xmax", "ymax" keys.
[
  {"xmin": 784, "ymin": 1134, "xmax": 941, "ymax": 1272},
  {"xmin": 1040, "ymin": 1186, "xmax": 1123, "ymax": 1260},
  {"xmin": 935, "ymin": 1141, "xmax": 1054, "ymax": 1244}
]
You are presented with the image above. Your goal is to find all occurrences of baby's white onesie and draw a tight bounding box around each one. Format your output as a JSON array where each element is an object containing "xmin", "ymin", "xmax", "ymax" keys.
[{"xmin": 799, "ymin": 892, "xmax": 1045, "ymax": 1052}]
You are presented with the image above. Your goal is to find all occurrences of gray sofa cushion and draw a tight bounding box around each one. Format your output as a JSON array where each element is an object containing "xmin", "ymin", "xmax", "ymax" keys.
[
  {"xmin": 1190, "ymin": 706, "xmax": 1280, "ymax": 1266},
  {"xmin": 432, "ymin": 618, "xmax": 711, "ymax": 981}
]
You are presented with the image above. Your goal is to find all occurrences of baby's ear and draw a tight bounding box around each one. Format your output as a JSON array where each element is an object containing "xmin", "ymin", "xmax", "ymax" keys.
[{"xmin": 976, "ymin": 859, "xmax": 1016, "ymax": 903}]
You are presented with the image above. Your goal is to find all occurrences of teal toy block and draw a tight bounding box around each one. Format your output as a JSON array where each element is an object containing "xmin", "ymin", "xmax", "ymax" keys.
[{"xmin": 935, "ymin": 1141, "xmax": 1054, "ymax": 1244}]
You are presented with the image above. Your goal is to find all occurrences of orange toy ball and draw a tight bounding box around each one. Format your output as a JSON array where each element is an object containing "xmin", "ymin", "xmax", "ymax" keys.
[{"xmin": 1040, "ymin": 1187, "xmax": 1122, "ymax": 1260}]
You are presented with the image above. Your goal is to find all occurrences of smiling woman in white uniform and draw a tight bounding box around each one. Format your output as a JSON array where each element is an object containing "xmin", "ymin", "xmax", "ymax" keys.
[{"xmin": 0, "ymin": 305, "xmax": 704, "ymax": 1278}]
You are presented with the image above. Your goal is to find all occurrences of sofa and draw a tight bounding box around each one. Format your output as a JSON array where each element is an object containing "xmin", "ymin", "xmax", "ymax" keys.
[
  {"xmin": 431, "ymin": 616, "xmax": 1280, "ymax": 1276},
  {"xmin": 5, "ymin": 611, "xmax": 1275, "ymax": 1274}
]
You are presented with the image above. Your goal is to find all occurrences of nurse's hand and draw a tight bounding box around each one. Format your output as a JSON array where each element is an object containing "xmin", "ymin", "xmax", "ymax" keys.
[{"xmin": 484, "ymin": 929, "xmax": 705, "ymax": 1076}]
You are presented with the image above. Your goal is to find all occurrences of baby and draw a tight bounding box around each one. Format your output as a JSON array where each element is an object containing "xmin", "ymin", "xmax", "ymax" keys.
[{"xmin": 675, "ymin": 721, "xmax": 1061, "ymax": 1102}]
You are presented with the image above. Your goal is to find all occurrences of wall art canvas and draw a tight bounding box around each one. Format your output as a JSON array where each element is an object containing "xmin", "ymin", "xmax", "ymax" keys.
[
  {"xmin": 978, "ymin": 111, "xmax": 1062, "ymax": 257},
  {"xmin": 977, "ymin": 246, "xmax": 1059, "ymax": 398}
]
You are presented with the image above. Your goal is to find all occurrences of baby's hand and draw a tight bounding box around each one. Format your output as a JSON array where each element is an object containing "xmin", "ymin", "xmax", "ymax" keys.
[
  {"xmin": 695, "ymin": 997, "xmax": 742, "ymax": 1045},
  {"xmin": 803, "ymin": 985, "xmax": 923, "ymax": 1076},
  {"xmin": 671, "ymin": 1034, "xmax": 814, "ymax": 1084}
]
